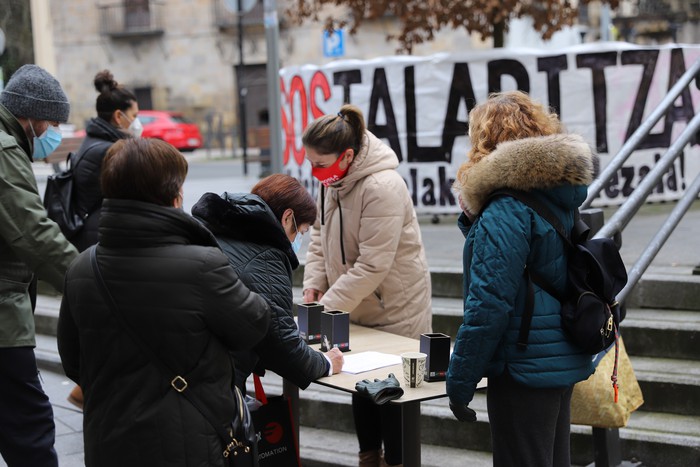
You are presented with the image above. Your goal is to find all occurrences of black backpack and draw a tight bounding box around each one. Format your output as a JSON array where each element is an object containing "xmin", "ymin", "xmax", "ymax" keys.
[
  {"xmin": 43, "ymin": 152, "xmax": 89, "ymax": 240},
  {"xmin": 487, "ymin": 189, "xmax": 628, "ymax": 355}
]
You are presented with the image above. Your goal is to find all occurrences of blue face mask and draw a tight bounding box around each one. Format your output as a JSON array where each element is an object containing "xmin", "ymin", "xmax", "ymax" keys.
[
  {"xmin": 291, "ymin": 214, "xmax": 303, "ymax": 254},
  {"xmin": 30, "ymin": 121, "xmax": 62, "ymax": 160}
]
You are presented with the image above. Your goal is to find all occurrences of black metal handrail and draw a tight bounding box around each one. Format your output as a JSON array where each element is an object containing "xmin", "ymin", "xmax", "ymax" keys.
[
  {"xmin": 587, "ymin": 58, "xmax": 700, "ymax": 300},
  {"xmin": 582, "ymin": 57, "xmax": 700, "ymax": 467},
  {"xmin": 583, "ymin": 58, "xmax": 700, "ymax": 211}
]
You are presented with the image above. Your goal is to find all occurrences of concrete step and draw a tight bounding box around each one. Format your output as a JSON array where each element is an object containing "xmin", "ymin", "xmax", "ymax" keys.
[
  {"xmin": 430, "ymin": 298, "xmax": 700, "ymax": 362},
  {"xmin": 633, "ymin": 356, "xmax": 700, "ymax": 416},
  {"xmin": 293, "ymin": 267, "xmax": 700, "ymax": 311},
  {"xmin": 625, "ymin": 273, "xmax": 700, "ymax": 311},
  {"xmin": 33, "ymin": 303, "xmax": 700, "ymax": 466},
  {"xmin": 34, "ymin": 293, "xmax": 61, "ymax": 337},
  {"xmin": 430, "ymin": 299, "xmax": 700, "ymax": 416},
  {"xmin": 250, "ymin": 372, "xmax": 700, "ymax": 467},
  {"xmin": 35, "ymin": 334, "xmax": 63, "ymax": 374},
  {"xmin": 35, "ymin": 336, "xmax": 700, "ymax": 467},
  {"xmin": 37, "ymin": 293, "xmax": 700, "ymax": 416},
  {"xmin": 298, "ymin": 427, "xmax": 494, "ymax": 467},
  {"xmin": 622, "ymin": 308, "xmax": 700, "ymax": 361}
]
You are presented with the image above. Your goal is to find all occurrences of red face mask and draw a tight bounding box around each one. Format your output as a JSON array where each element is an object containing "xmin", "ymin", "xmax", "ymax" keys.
[{"xmin": 312, "ymin": 152, "xmax": 350, "ymax": 187}]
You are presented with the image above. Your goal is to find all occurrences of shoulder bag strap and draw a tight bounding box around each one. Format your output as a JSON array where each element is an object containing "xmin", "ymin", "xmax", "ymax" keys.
[
  {"xmin": 68, "ymin": 140, "xmax": 99, "ymax": 171},
  {"xmin": 487, "ymin": 189, "xmax": 574, "ymax": 350},
  {"xmin": 253, "ymin": 374, "xmax": 268, "ymax": 405},
  {"xmin": 88, "ymin": 245, "xmax": 245, "ymax": 459},
  {"xmin": 490, "ymin": 188, "xmax": 573, "ymax": 246}
]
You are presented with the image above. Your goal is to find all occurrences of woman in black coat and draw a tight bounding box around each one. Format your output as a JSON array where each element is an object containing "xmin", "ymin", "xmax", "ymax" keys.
[
  {"xmin": 70, "ymin": 70, "xmax": 142, "ymax": 253},
  {"xmin": 58, "ymin": 138, "xmax": 270, "ymax": 467},
  {"xmin": 192, "ymin": 174, "xmax": 344, "ymax": 391}
]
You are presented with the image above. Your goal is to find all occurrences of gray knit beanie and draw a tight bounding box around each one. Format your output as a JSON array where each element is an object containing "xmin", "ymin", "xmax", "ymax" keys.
[{"xmin": 0, "ymin": 64, "xmax": 70, "ymax": 122}]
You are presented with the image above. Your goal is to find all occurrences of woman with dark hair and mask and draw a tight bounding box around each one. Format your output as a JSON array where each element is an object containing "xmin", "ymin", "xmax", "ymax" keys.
[
  {"xmin": 66, "ymin": 70, "xmax": 141, "ymax": 408},
  {"xmin": 192, "ymin": 174, "xmax": 344, "ymax": 393},
  {"xmin": 301, "ymin": 104, "xmax": 433, "ymax": 467},
  {"xmin": 70, "ymin": 70, "xmax": 141, "ymax": 253}
]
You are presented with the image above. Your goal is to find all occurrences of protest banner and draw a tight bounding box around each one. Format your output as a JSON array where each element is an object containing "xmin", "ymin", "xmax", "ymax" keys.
[{"xmin": 280, "ymin": 43, "xmax": 700, "ymax": 214}]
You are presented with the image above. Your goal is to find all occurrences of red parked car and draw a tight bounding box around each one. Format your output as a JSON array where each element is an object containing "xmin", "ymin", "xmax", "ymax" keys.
[{"xmin": 138, "ymin": 110, "xmax": 203, "ymax": 152}]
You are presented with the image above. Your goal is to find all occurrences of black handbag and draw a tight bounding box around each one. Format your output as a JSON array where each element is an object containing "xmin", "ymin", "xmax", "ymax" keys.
[
  {"xmin": 252, "ymin": 375, "xmax": 301, "ymax": 467},
  {"xmin": 89, "ymin": 246, "xmax": 258, "ymax": 466}
]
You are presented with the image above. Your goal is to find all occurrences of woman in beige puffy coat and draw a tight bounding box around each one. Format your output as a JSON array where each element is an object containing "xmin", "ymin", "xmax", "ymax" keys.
[{"xmin": 302, "ymin": 104, "xmax": 432, "ymax": 467}]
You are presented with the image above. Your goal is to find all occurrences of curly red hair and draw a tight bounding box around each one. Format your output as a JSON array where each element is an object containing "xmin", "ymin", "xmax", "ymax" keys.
[{"xmin": 467, "ymin": 91, "xmax": 562, "ymax": 163}]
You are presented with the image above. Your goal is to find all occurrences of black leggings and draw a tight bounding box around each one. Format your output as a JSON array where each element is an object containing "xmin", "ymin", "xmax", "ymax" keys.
[
  {"xmin": 487, "ymin": 370, "xmax": 574, "ymax": 467},
  {"xmin": 352, "ymin": 393, "xmax": 402, "ymax": 465}
]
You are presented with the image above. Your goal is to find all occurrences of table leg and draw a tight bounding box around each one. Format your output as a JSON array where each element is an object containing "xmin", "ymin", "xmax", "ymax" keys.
[
  {"xmin": 283, "ymin": 379, "xmax": 300, "ymax": 448},
  {"xmin": 401, "ymin": 401, "xmax": 421, "ymax": 467}
]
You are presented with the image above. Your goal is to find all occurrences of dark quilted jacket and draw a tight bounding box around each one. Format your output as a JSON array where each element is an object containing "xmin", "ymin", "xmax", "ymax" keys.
[
  {"xmin": 70, "ymin": 117, "xmax": 128, "ymax": 251},
  {"xmin": 58, "ymin": 199, "xmax": 270, "ymax": 467},
  {"xmin": 192, "ymin": 192, "xmax": 330, "ymax": 390}
]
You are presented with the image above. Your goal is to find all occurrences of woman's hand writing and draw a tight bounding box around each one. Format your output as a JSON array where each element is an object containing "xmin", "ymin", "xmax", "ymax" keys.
[{"xmin": 325, "ymin": 347, "xmax": 344, "ymax": 374}]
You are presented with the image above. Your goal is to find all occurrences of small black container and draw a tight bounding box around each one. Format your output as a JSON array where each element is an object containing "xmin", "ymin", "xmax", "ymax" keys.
[
  {"xmin": 297, "ymin": 302, "xmax": 324, "ymax": 344},
  {"xmin": 420, "ymin": 333, "xmax": 451, "ymax": 382},
  {"xmin": 320, "ymin": 310, "xmax": 350, "ymax": 352}
]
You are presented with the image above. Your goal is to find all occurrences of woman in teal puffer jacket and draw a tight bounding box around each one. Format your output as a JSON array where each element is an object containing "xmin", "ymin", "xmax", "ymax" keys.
[{"xmin": 446, "ymin": 91, "xmax": 596, "ymax": 467}]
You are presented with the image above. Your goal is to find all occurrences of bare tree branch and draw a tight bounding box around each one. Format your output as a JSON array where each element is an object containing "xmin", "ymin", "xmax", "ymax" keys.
[{"xmin": 287, "ymin": 0, "xmax": 620, "ymax": 52}]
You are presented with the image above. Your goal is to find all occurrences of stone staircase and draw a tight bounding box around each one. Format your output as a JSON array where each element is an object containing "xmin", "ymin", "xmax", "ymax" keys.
[
  {"xmin": 287, "ymin": 268, "xmax": 700, "ymax": 466},
  {"xmin": 34, "ymin": 268, "xmax": 700, "ymax": 466}
]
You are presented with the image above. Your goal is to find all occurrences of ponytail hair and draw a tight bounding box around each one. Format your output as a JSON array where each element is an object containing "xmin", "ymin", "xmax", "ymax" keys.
[
  {"xmin": 302, "ymin": 104, "xmax": 366, "ymax": 156},
  {"xmin": 94, "ymin": 69, "xmax": 137, "ymax": 122}
]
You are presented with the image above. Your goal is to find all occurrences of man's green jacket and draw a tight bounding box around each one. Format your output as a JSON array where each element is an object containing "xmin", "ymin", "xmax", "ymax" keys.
[{"xmin": 0, "ymin": 103, "xmax": 78, "ymax": 347}]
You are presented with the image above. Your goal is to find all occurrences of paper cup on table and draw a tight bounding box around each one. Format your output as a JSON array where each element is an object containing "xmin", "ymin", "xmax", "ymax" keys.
[{"xmin": 401, "ymin": 352, "xmax": 427, "ymax": 388}]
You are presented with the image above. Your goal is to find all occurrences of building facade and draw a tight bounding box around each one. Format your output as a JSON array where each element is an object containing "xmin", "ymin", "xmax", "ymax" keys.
[{"xmin": 42, "ymin": 0, "xmax": 699, "ymax": 150}]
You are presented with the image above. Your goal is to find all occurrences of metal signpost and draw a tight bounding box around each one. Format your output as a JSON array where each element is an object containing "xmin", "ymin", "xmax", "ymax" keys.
[
  {"xmin": 264, "ymin": 0, "xmax": 282, "ymax": 174},
  {"xmin": 224, "ymin": 0, "xmax": 257, "ymax": 172}
]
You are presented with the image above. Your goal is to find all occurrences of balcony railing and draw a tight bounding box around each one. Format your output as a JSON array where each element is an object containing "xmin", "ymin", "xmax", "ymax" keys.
[
  {"xmin": 98, "ymin": 1, "xmax": 164, "ymax": 38},
  {"xmin": 211, "ymin": 0, "xmax": 265, "ymax": 32}
]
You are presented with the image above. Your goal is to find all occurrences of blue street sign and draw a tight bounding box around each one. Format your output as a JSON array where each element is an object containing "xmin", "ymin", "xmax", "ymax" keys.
[{"xmin": 323, "ymin": 29, "xmax": 344, "ymax": 58}]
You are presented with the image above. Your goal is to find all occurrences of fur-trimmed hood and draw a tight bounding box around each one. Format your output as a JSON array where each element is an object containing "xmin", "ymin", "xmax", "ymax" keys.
[
  {"xmin": 454, "ymin": 133, "xmax": 596, "ymax": 215},
  {"xmin": 191, "ymin": 192, "xmax": 299, "ymax": 269}
]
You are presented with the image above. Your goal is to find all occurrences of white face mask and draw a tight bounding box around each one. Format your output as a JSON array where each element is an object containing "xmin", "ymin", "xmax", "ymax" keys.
[
  {"xmin": 121, "ymin": 111, "xmax": 143, "ymax": 138},
  {"xmin": 128, "ymin": 116, "xmax": 143, "ymax": 138},
  {"xmin": 290, "ymin": 214, "xmax": 303, "ymax": 254}
]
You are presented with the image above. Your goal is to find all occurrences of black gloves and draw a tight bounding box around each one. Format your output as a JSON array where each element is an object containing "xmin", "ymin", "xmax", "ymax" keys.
[
  {"xmin": 449, "ymin": 400, "xmax": 477, "ymax": 422},
  {"xmin": 355, "ymin": 373, "xmax": 405, "ymax": 405}
]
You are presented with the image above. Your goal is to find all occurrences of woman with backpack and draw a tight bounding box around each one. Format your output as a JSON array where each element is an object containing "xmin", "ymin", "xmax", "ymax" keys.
[
  {"xmin": 446, "ymin": 91, "xmax": 596, "ymax": 467},
  {"xmin": 65, "ymin": 70, "xmax": 141, "ymax": 408},
  {"xmin": 70, "ymin": 70, "xmax": 141, "ymax": 253}
]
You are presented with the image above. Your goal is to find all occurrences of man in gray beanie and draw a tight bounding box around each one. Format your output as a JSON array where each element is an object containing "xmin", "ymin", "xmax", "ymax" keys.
[{"xmin": 0, "ymin": 64, "xmax": 78, "ymax": 467}]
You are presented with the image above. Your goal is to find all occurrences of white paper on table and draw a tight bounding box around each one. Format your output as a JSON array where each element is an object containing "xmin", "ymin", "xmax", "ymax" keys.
[{"xmin": 341, "ymin": 351, "xmax": 402, "ymax": 374}]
